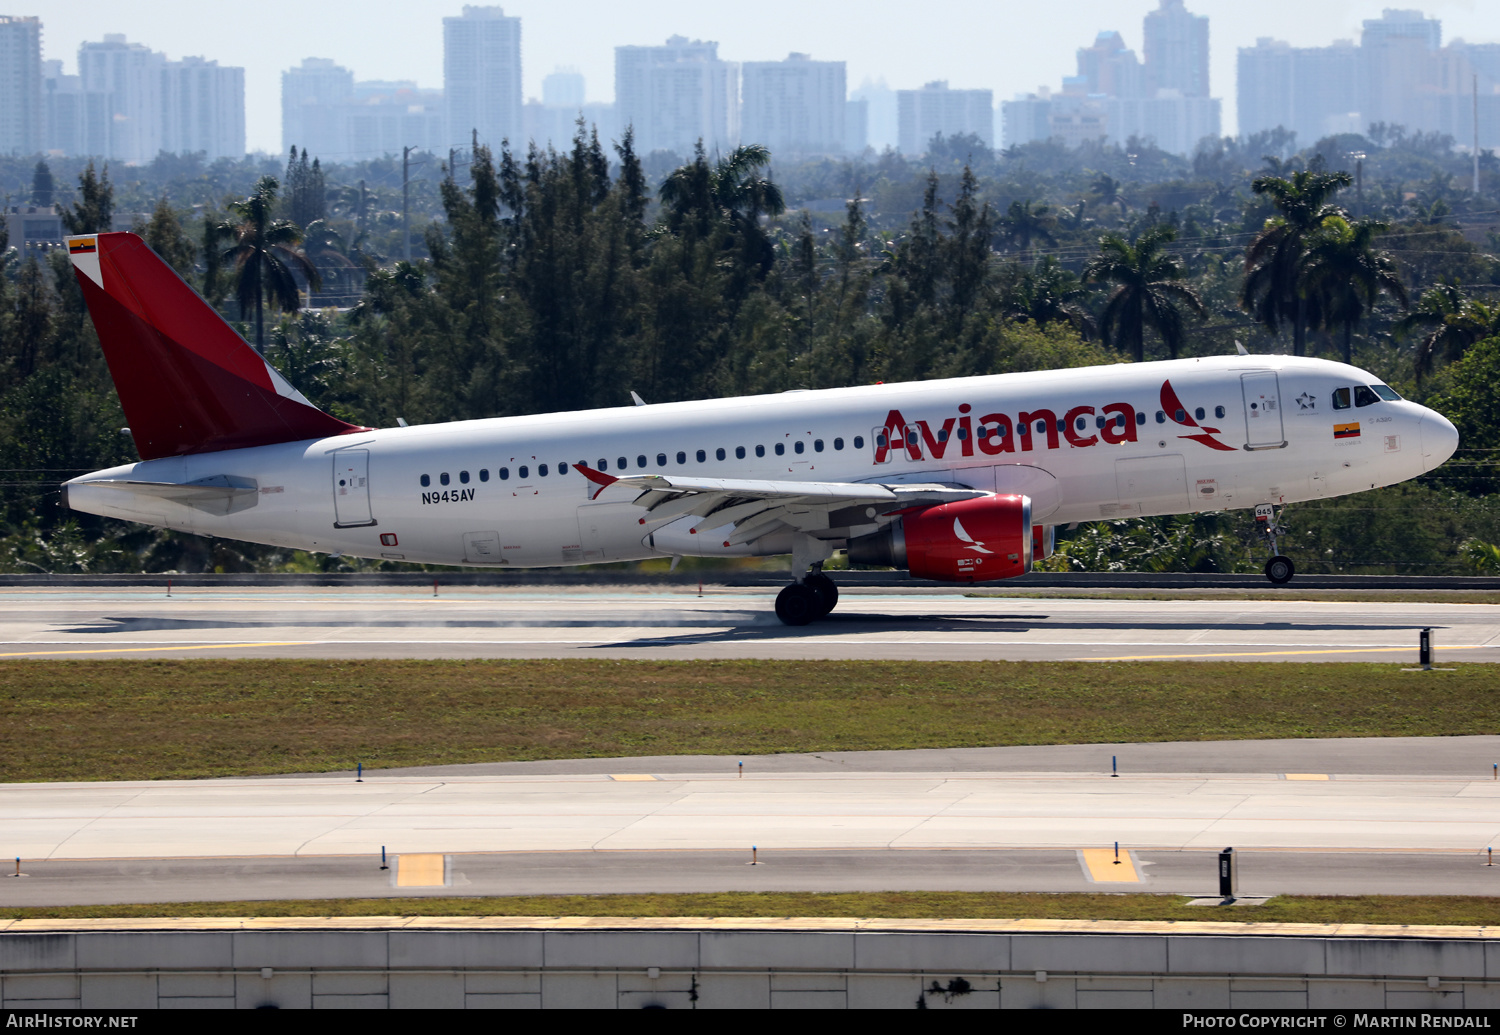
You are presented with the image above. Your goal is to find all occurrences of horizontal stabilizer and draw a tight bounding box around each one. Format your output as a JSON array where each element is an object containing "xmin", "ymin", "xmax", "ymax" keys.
[{"xmin": 67, "ymin": 232, "xmax": 365, "ymax": 460}]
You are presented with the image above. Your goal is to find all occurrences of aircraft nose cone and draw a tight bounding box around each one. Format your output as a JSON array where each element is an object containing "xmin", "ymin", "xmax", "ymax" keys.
[{"xmin": 1419, "ymin": 410, "xmax": 1459, "ymax": 471}]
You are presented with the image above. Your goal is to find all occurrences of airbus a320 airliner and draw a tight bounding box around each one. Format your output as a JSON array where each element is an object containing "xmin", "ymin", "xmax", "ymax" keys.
[{"xmin": 61, "ymin": 233, "xmax": 1459, "ymax": 624}]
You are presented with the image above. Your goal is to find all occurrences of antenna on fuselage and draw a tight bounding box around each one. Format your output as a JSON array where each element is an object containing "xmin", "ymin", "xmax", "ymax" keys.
[
  {"xmin": 1234, "ymin": 340, "xmax": 1249, "ymax": 356},
  {"xmin": 630, "ymin": 391, "xmax": 647, "ymax": 407}
]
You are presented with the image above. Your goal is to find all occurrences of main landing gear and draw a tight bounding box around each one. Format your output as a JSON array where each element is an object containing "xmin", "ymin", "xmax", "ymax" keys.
[
  {"xmin": 775, "ymin": 569, "xmax": 839, "ymax": 626},
  {"xmin": 1255, "ymin": 503, "xmax": 1295, "ymax": 585}
]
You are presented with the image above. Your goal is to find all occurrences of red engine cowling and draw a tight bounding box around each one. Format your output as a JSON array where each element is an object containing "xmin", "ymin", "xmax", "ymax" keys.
[{"xmin": 848, "ymin": 494, "xmax": 1033, "ymax": 582}]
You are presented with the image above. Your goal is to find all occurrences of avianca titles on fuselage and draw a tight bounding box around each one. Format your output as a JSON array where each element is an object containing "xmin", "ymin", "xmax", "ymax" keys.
[{"xmin": 61, "ymin": 232, "xmax": 1460, "ymax": 625}]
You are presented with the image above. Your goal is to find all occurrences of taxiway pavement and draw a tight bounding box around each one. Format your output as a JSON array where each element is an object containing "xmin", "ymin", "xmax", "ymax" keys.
[{"xmin": 5, "ymin": 738, "xmax": 1500, "ymax": 906}]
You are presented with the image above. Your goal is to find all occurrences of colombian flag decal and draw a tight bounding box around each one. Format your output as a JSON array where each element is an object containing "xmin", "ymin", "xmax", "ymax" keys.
[
  {"xmin": 1334, "ymin": 422, "xmax": 1361, "ymax": 439},
  {"xmin": 67, "ymin": 238, "xmax": 96, "ymax": 254}
]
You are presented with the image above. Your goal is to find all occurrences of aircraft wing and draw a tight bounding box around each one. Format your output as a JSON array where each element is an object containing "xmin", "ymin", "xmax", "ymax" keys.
[{"xmin": 576, "ymin": 465, "xmax": 987, "ymax": 542}]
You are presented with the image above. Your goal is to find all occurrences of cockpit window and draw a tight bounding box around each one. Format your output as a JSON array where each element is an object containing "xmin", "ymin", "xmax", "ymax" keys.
[
  {"xmin": 1354, "ymin": 385, "xmax": 1380, "ymax": 407},
  {"xmin": 1371, "ymin": 384, "xmax": 1401, "ymax": 401},
  {"xmin": 1332, "ymin": 387, "xmax": 1351, "ymax": 410}
]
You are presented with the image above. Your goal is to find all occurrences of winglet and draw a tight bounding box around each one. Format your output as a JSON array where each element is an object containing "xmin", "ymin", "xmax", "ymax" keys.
[
  {"xmin": 575, "ymin": 463, "xmax": 619, "ymax": 501},
  {"xmin": 68, "ymin": 232, "xmax": 366, "ymax": 460}
]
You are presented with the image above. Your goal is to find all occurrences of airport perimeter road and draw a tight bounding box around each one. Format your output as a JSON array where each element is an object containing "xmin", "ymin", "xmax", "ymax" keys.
[
  {"xmin": 7, "ymin": 739, "xmax": 1500, "ymax": 905},
  {"xmin": 0, "ymin": 586, "xmax": 1495, "ymax": 662}
]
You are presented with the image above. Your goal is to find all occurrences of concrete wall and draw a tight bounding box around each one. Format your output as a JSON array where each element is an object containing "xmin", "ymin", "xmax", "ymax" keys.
[{"xmin": 3, "ymin": 917, "xmax": 1498, "ymax": 1009}]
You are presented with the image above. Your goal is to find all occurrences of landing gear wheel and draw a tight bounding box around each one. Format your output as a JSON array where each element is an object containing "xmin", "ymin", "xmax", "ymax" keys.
[
  {"xmin": 803, "ymin": 573, "xmax": 839, "ymax": 617},
  {"xmin": 1265, "ymin": 555, "xmax": 1295, "ymax": 584},
  {"xmin": 775, "ymin": 583, "xmax": 818, "ymax": 626}
]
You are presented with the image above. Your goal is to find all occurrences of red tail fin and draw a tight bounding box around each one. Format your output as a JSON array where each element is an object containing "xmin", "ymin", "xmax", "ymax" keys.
[{"xmin": 68, "ymin": 232, "xmax": 364, "ymax": 461}]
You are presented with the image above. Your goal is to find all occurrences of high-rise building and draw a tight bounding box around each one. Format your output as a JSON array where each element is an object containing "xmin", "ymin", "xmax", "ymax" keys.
[
  {"xmin": 897, "ymin": 81, "xmax": 993, "ymax": 154},
  {"xmin": 1237, "ymin": 11, "xmax": 1500, "ymax": 150},
  {"xmin": 0, "ymin": 15, "xmax": 42, "ymax": 155},
  {"xmin": 78, "ymin": 34, "xmax": 165, "ymax": 163},
  {"xmin": 1359, "ymin": 9, "xmax": 1441, "ymax": 132},
  {"xmin": 615, "ymin": 36, "xmax": 738, "ymax": 156},
  {"xmin": 1143, "ymin": 0, "xmax": 1209, "ymax": 98},
  {"xmin": 445, "ymin": 5, "xmax": 522, "ymax": 149},
  {"xmin": 162, "ymin": 57, "xmax": 244, "ymax": 159},
  {"xmin": 1001, "ymin": 2, "xmax": 1219, "ymax": 154},
  {"xmin": 283, "ymin": 58, "xmax": 354, "ymax": 156},
  {"xmin": 740, "ymin": 53, "xmax": 846, "ymax": 156},
  {"xmin": 1076, "ymin": 32, "xmax": 1143, "ymax": 99},
  {"xmin": 851, "ymin": 78, "xmax": 897, "ymax": 152},
  {"xmin": 542, "ymin": 69, "xmax": 584, "ymax": 110},
  {"xmin": 845, "ymin": 98, "xmax": 869, "ymax": 155}
]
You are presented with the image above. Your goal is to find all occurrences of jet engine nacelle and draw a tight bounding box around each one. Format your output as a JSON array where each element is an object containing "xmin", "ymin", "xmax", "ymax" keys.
[
  {"xmin": 1033, "ymin": 523, "xmax": 1055, "ymax": 561},
  {"xmin": 848, "ymin": 494, "xmax": 1032, "ymax": 582}
]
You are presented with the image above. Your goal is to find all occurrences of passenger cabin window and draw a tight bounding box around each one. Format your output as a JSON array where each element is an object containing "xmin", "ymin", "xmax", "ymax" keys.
[
  {"xmin": 854, "ymin": 436, "xmax": 864, "ymax": 449},
  {"xmin": 420, "ymin": 474, "xmax": 430, "ymax": 487},
  {"xmin": 499, "ymin": 467, "xmax": 510, "ymax": 480},
  {"xmin": 1214, "ymin": 405, "xmax": 1226, "ymax": 419},
  {"xmin": 656, "ymin": 453, "xmax": 667, "ymax": 467},
  {"xmin": 460, "ymin": 470, "xmax": 470, "ymax": 484},
  {"xmin": 518, "ymin": 466, "xmax": 528, "ymax": 479},
  {"xmin": 736, "ymin": 446, "xmax": 746, "ymax": 459},
  {"xmin": 776, "ymin": 443, "xmax": 786, "ymax": 455},
  {"xmin": 598, "ymin": 459, "xmax": 608, "ymax": 471},
  {"xmin": 677, "ymin": 451, "xmax": 686, "ymax": 464},
  {"xmin": 813, "ymin": 440, "xmax": 823, "ymax": 452},
  {"xmin": 1332, "ymin": 387, "xmax": 1351, "ymax": 410},
  {"xmin": 1194, "ymin": 407, "xmax": 1205, "ymax": 421},
  {"xmin": 558, "ymin": 463, "xmax": 568, "ymax": 475},
  {"xmin": 834, "ymin": 437, "xmax": 844, "ymax": 450},
  {"xmin": 637, "ymin": 455, "xmax": 647, "ymax": 468},
  {"xmin": 440, "ymin": 472, "xmax": 450, "ymax": 485},
  {"xmin": 1156, "ymin": 411, "xmax": 1166, "ymax": 423},
  {"xmin": 1354, "ymin": 385, "xmax": 1380, "ymax": 407},
  {"xmin": 696, "ymin": 449, "xmax": 706, "ymax": 462},
  {"xmin": 1136, "ymin": 412, "xmax": 1145, "ymax": 425},
  {"xmin": 755, "ymin": 445, "xmax": 765, "ymax": 457},
  {"xmin": 794, "ymin": 441, "xmax": 805, "ymax": 454},
  {"xmin": 480, "ymin": 469, "xmax": 489, "ymax": 482},
  {"xmin": 716, "ymin": 447, "xmax": 726, "ymax": 461},
  {"xmin": 539, "ymin": 464, "xmax": 548, "ymax": 477},
  {"xmin": 617, "ymin": 457, "xmax": 627, "ymax": 470}
]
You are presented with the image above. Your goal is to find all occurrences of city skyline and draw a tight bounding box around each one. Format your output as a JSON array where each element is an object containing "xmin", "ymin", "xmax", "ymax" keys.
[{"xmin": 18, "ymin": 0, "xmax": 1500, "ymax": 157}]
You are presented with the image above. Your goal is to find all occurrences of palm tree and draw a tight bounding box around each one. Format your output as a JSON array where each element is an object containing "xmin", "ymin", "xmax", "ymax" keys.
[
  {"xmin": 1301, "ymin": 215, "xmax": 1408, "ymax": 364},
  {"xmin": 999, "ymin": 200, "xmax": 1055, "ymax": 260},
  {"xmin": 1241, "ymin": 169, "xmax": 1352, "ymax": 356},
  {"xmin": 220, "ymin": 176, "xmax": 321, "ymax": 353},
  {"xmin": 1396, "ymin": 284, "xmax": 1500, "ymax": 383},
  {"xmin": 1090, "ymin": 173, "xmax": 1128, "ymax": 219},
  {"xmin": 658, "ymin": 143, "xmax": 786, "ymax": 275},
  {"xmin": 1085, "ymin": 225, "xmax": 1205, "ymax": 361},
  {"xmin": 1003, "ymin": 256, "xmax": 1096, "ymax": 339}
]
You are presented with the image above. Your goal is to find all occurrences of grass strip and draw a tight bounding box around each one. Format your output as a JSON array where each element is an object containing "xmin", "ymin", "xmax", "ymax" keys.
[
  {"xmin": 966, "ymin": 590, "xmax": 1500, "ymax": 604},
  {"xmin": 6, "ymin": 893, "xmax": 1500, "ymax": 927},
  {"xmin": 2, "ymin": 659, "xmax": 1497, "ymax": 783}
]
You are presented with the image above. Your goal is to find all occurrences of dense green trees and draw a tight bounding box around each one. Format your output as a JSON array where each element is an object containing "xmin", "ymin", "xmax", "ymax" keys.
[{"xmin": 1, "ymin": 119, "xmax": 1499, "ymax": 573}]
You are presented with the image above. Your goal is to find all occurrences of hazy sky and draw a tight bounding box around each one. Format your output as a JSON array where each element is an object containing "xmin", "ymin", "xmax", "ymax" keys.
[{"xmin": 33, "ymin": 0, "xmax": 1498, "ymax": 154}]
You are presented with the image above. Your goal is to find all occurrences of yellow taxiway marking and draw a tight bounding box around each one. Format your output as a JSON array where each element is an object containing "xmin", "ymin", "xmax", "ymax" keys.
[
  {"xmin": 0, "ymin": 642, "xmax": 315, "ymax": 658},
  {"xmin": 1092, "ymin": 645, "xmax": 1495, "ymax": 662},
  {"xmin": 609, "ymin": 774, "xmax": 658, "ymax": 782},
  {"xmin": 1285, "ymin": 774, "xmax": 1330, "ymax": 781},
  {"xmin": 395, "ymin": 854, "xmax": 446, "ymax": 887},
  {"xmin": 1080, "ymin": 848, "xmax": 1139, "ymax": 883}
]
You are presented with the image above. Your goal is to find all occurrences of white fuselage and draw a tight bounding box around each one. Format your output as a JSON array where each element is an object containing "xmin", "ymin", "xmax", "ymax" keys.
[{"xmin": 65, "ymin": 355, "xmax": 1458, "ymax": 569}]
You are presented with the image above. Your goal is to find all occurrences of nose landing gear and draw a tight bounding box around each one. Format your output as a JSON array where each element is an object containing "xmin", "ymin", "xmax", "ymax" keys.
[{"xmin": 1256, "ymin": 503, "xmax": 1295, "ymax": 584}]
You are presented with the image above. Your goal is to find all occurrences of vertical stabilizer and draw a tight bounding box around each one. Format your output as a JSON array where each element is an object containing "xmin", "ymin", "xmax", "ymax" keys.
[{"xmin": 67, "ymin": 232, "xmax": 364, "ymax": 460}]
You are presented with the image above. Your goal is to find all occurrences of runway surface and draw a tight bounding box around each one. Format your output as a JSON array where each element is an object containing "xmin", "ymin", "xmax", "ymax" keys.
[
  {"xmin": 6, "ymin": 738, "xmax": 1500, "ymax": 906},
  {"xmin": 0, "ymin": 585, "xmax": 1495, "ymax": 662}
]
